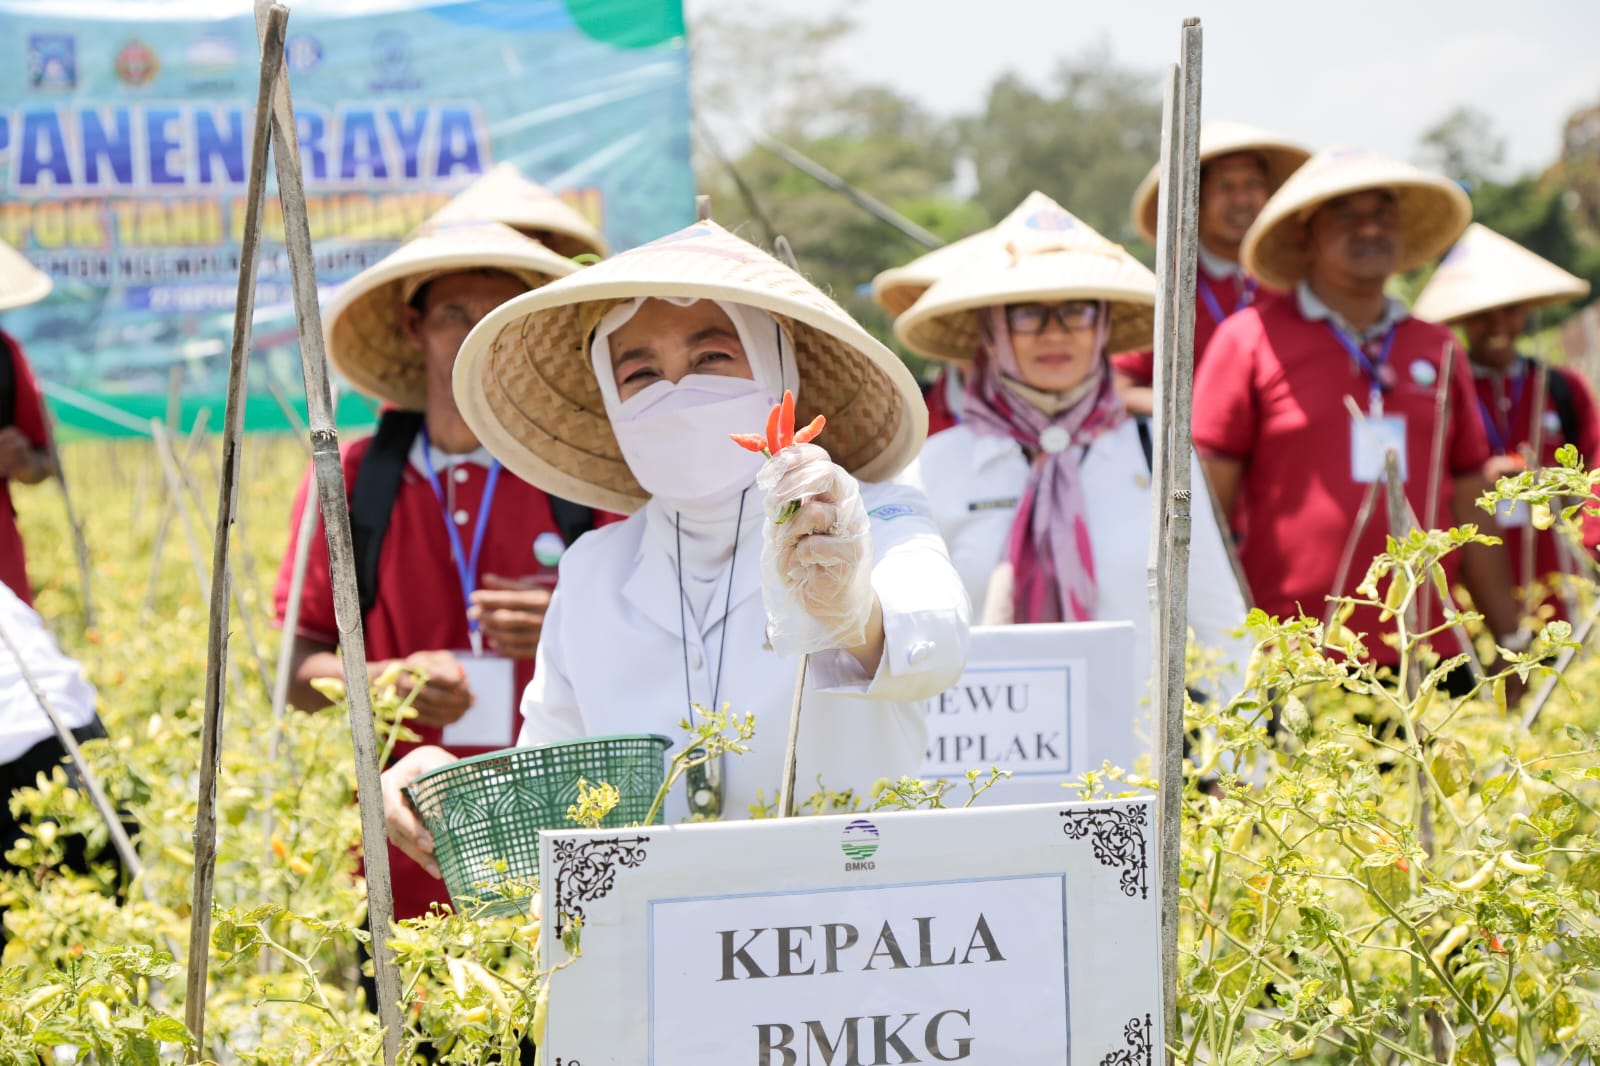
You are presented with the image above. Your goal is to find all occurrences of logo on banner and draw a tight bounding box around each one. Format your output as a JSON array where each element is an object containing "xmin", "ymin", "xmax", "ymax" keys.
[
  {"xmin": 285, "ymin": 34, "xmax": 323, "ymax": 73},
  {"xmin": 114, "ymin": 40, "xmax": 160, "ymax": 88},
  {"xmin": 370, "ymin": 29, "xmax": 421, "ymax": 91},
  {"xmin": 186, "ymin": 34, "xmax": 239, "ymax": 90},
  {"xmin": 841, "ymin": 819, "xmax": 880, "ymax": 870},
  {"xmin": 26, "ymin": 33, "xmax": 76, "ymax": 90}
]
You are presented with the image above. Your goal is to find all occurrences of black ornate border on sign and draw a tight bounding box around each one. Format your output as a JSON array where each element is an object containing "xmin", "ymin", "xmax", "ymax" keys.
[
  {"xmin": 551, "ymin": 835, "xmax": 650, "ymax": 934},
  {"xmin": 1099, "ymin": 1014, "xmax": 1153, "ymax": 1066},
  {"xmin": 1059, "ymin": 803, "xmax": 1150, "ymax": 900}
]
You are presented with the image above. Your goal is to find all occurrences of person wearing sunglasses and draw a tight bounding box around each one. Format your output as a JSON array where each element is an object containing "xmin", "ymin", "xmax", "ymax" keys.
[{"xmin": 895, "ymin": 192, "xmax": 1248, "ymax": 701}]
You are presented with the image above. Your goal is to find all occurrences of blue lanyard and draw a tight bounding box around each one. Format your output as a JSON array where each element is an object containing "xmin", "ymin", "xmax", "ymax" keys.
[
  {"xmin": 1326, "ymin": 321, "xmax": 1399, "ymax": 414},
  {"xmin": 1197, "ymin": 275, "xmax": 1256, "ymax": 326},
  {"xmin": 417, "ymin": 425, "xmax": 503, "ymax": 645},
  {"xmin": 1476, "ymin": 371, "xmax": 1527, "ymax": 456}
]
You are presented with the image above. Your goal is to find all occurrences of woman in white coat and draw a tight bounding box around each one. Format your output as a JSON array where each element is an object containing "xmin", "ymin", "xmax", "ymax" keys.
[
  {"xmin": 894, "ymin": 193, "xmax": 1247, "ymax": 700},
  {"xmin": 382, "ymin": 221, "xmax": 970, "ymax": 871}
]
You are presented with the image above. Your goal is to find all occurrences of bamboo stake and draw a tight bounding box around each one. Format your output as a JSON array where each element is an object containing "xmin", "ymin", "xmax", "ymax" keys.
[
  {"xmin": 1520, "ymin": 363, "xmax": 1550, "ymax": 611},
  {"xmin": 184, "ymin": 12, "xmax": 283, "ymax": 1056},
  {"xmin": 1415, "ymin": 342, "xmax": 1456, "ymax": 629},
  {"xmin": 144, "ymin": 408, "xmax": 212, "ymax": 617},
  {"xmin": 1322, "ymin": 477, "xmax": 1383, "ymax": 638},
  {"xmin": 167, "ymin": 431, "xmax": 273, "ymax": 695},
  {"xmin": 267, "ymin": 376, "xmax": 315, "ymax": 456},
  {"xmin": 1384, "ymin": 453, "xmax": 1422, "ymax": 700},
  {"xmin": 257, "ymin": 5, "xmax": 402, "ymax": 1057},
  {"xmin": 1521, "ymin": 594, "xmax": 1600, "ymax": 729},
  {"xmin": 769, "ymin": 232, "xmax": 810, "ymax": 820},
  {"xmin": 1146, "ymin": 20, "xmax": 1202, "ymax": 1062},
  {"xmin": 45, "ymin": 414, "xmax": 95, "ymax": 629},
  {"xmin": 271, "ymin": 440, "xmax": 324, "ymax": 736},
  {"xmin": 0, "ymin": 618, "xmax": 139, "ymax": 877}
]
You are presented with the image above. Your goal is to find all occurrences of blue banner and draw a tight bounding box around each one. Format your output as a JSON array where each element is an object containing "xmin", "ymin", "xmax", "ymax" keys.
[{"xmin": 0, "ymin": 0, "xmax": 693, "ymax": 431}]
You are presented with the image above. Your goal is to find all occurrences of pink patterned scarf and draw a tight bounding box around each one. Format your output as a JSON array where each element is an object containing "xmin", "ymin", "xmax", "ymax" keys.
[{"xmin": 960, "ymin": 305, "xmax": 1126, "ymax": 623}]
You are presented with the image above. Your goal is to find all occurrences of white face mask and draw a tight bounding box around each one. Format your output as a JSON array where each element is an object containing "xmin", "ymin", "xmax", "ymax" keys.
[{"xmin": 610, "ymin": 374, "xmax": 774, "ymax": 508}]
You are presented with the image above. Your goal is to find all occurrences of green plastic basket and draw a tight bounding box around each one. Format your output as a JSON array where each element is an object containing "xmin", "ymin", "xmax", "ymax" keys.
[{"xmin": 403, "ymin": 734, "xmax": 672, "ymax": 917}]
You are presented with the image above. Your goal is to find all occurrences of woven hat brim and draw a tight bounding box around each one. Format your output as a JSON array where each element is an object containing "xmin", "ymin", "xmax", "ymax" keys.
[
  {"xmin": 895, "ymin": 251, "xmax": 1158, "ymax": 363},
  {"xmin": 429, "ymin": 164, "xmax": 609, "ymax": 259},
  {"xmin": 1412, "ymin": 224, "xmax": 1591, "ymax": 324},
  {"xmin": 1131, "ymin": 132, "xmax": 1310, "ymax": 244},
  {"xmin": 1243, "ymin": 165, "xmax": 1473, "ymax": 291},
  {"xmin": 870, "ymin": 230, "xmax": 991, "ymax": 317},
  {"xmin": 455, "ymin": 232, "xmax": 927, "ymax": 513},
  {"xmin": 0, "ymin": 242, "xmax": 52, "ymax": 312},
  {"xmin": 326, "ymin": 240, "xmax": 577, "ymax": 410}
]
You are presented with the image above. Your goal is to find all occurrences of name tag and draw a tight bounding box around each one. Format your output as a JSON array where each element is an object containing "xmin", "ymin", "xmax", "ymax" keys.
[
  {"xmin": 1493, "ymin": 498, "xmax": 1530, "ymax": 529},
  {"xmin": 967, "ymin": 497, "xmax": 1019, "ymax": 513},
  {"xmin": 1351, "ymin": 413, "xmax": 1407, "ymax": 483},
  {"xmin": 442, "ymin": 652, "xmax": 516, "ymax": 747}
]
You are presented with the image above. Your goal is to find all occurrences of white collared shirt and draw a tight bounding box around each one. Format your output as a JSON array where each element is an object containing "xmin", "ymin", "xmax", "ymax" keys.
[
  {"xmin": 517, "ymin": 480, "xmax": 971, "ymax": 822},
  {"xmin": 1295, "ymin": 281, "xmax": 1409, "ymax": 344},
  {"xmin": 1197, "ymin": 244, "xmax": 1245, "ymax": 281},
  {"xmin": 0, "ymin": 583, "xmax": 97, "ymax": 764},
  {"xmin": 898, "ymin": 421, "xmax": 1251, "ymax": 701}
]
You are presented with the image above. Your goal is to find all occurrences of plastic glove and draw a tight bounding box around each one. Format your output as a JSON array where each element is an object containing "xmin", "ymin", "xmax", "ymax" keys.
[{"xmin": 758, "ymin": 443, "xmax": 873, "ymax": 655}]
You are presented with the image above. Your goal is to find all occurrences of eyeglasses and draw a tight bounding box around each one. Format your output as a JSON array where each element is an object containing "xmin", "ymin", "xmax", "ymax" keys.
[{"xmin": 1005, "ymin": 302, "xmax": 1100, "ymax": 336}]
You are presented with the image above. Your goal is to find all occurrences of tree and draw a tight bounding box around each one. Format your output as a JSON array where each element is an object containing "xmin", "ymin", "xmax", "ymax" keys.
[
  {"xmin": 1418, "ymin": 106, "xmax": 1507, "ymax": 187},
  {"xmin": 959, "ymin": 44, "xmax": 1163, "ymax": 254}
]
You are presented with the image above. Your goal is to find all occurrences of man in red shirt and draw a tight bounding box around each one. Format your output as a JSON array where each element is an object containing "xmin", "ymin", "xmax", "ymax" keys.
[
  {"xmin": 1414, "ymin": 223, "xmax": 1598, "ymax": 617},
  {"xmin": 1115, "ymin": 122, "xmax": 1309, "ymax": 415},
  {"xmin": 0, "ymin": 240, "xmax": 61, "ymax": 605},
  {"xmin": 1193, "ymin": 149, "xmax": 1525, "ymax": 677},
  {"xmin": 273, "ymin": 217, "xmax": 601, "ymax": 921}
]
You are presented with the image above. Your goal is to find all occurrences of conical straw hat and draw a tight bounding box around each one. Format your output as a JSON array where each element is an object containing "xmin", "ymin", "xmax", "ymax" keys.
[
  {"xmin": 1412, "ymin": 223, "xmax": 1590, "ymax": 324},
  {"xmin": 871, "ymin": 230, "xmax": 989, "ymax": 318},
  {"xmin": 1129, "ymin": 120, "xmax": 1310, "ymax": 245},
  {"xmin": 871, "ymin": 193, "xmax": 1062, "ymax": 317},
  {"xmin": 0, "ymin": 239, "xmax": 51, "ymax": 312},
  {"xmin": 325, "ymin": 219, "xmax": 577, "ymax": 410},
  {"xmin": 894, "ymin": 192, "xmax": 1157, "ymax": 363},
  {"xmin": 453, "ymin": 220, "xmax": 927, "ymax": 514},
  {"xmin": 1242, "ymin": 147, "xmax": 1472, "ymax": 292},
  {"xmin": 429, "ymin": 162, "xmax": 608, "ymax": 259}
]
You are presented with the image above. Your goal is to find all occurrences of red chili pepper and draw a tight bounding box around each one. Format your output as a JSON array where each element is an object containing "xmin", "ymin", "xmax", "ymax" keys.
[
  {"xmin": 765, "ymin": 402, "xmax": 783, "ymax": 455},
  {"xmin": 778, "ymin": 390, "xmax": 796, "ymax": 449},
  {"xmin": 730, "ymin": 390, "xmax": 825, "ymax": 458},
  {"xmin": 794, "ymin": 414, "xmax": 826, "ymax": 445}
]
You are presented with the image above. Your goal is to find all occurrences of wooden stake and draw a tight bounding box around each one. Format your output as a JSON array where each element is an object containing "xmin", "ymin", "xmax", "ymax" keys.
[
  {"xmin": 45, "ymin": 417, "xmax": 95, "ymax": 629},
  {"xmin": 776, "ymin": 655, "xmax": 809, "ymax": 818},
  {"xmin": 184, "ymin": 10, "xmax": 283, "ymax": 1055},
  {"xmin": 1522, "ymin": 593, "xmax": 1600, "ymax": 729},
  {"xmin": 257, "ymin": 4, "xmax": 403, "ymax": 1057},
  {"xmin": 1520, "ymin": 363, "xmax": 1550, "ymax": 610},
  {"xmin": 1415, "ymin": 341, "xmax": 1456, "ymax": 628},
  {"xmin": 1146, "ymin": 19, "xmax": 1202, "ymax": 1062}
]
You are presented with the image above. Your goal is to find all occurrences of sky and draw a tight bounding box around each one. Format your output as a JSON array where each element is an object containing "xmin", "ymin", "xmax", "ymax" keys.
[{"xmin": 682, "ymin": 0, "xmax": 1598, "ymax": 178}]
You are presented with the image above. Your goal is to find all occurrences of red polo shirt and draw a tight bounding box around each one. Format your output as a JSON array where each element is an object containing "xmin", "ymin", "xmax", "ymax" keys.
[
  {"xmin": 1111, "ymin": 264, "xmax": 1278, "ymax": 387},
  {"xmin": 923, "ymin": 366, "xmax": 962, "ymax": 437},
  {"xmin": 274, "ymin": 433, "xmax": 602, "ymax": 920},
  {"xmin": 0, "ymin": 332, "xmax": 51, "ymax": 606},
  {"xmin": 1192, "ymin": 295, "xmax": 1491, "ymax": 667},
  {"xmin": 1472, "ymin": 357, "xmax": 1600, "ymax": 613}
]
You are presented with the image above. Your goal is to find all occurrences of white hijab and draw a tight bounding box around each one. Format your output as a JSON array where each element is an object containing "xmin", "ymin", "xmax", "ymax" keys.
[{"xmin": 589, "ymin": 298, "xmax": 799, "ymax": 626}]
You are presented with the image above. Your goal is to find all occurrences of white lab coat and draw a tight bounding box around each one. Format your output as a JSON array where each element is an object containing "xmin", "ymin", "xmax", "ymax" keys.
[
  {"xmin": 899, "ymin": 421, "xmax": 1249, "ymax": 700},
  {"xmin": 0, "ymin": 583, "xmax": 98, "ymax": 764},
  {"xmin": 518, "ymin": 481, "xmax": 971, "ymax": 823}
]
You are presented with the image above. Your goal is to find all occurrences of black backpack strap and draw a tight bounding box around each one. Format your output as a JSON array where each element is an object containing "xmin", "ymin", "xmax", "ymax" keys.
[
  {"xmin": 349, "ymin": 409, "xmax": 425, "ymax": 615},
  {"xmin": 0, "ymin": 333, "xmax": 19, "ymax": 429},
  {"xmin": 1538, "ymin": 359, "xmax": 1581, "ymax": 457},
  {"xmin": 547, "ymin": 495, "xmax": 596, "ymax": 551},
  {"xmin": 1135, "ymin": 414, "xmax": 1153, "ymax": 473}
]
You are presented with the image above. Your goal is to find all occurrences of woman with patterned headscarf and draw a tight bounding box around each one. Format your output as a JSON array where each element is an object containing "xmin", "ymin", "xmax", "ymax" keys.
[{"xmin": 897, "ymin": 192, "xmax": 1248, "ymax": 700}]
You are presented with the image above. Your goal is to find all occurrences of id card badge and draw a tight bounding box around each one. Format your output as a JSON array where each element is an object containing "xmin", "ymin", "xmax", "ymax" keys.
[
  {"xmin": 442, "ymin": 653, "xmax": 516, "ymax": 747},
  {"xmin": 1493, "ymin": 498, "xmax": 1531, "ymax": 529},
  {"xmin": 1351, "ymin": 413, "xmax": 1408, "ymax": 483}
]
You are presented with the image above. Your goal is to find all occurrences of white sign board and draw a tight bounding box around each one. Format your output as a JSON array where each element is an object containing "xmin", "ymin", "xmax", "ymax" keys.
[
  {"xmin": 920, "ymin": 623, "xmax": 1139, "ymax": 805},
  {"xmin": 539, "ymin": 798, "xmax": 1160, "ymax": 1065}
]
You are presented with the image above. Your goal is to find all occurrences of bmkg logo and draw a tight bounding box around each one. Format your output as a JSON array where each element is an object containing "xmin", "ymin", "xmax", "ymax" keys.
[{"xmin": 841, "ymin": 819, "xmax": 879, "ymax": 871}]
